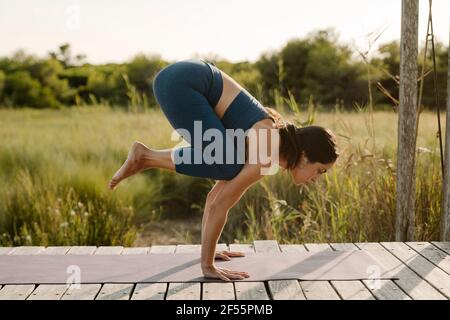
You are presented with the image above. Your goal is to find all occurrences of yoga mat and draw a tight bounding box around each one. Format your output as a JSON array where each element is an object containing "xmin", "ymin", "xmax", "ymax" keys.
[{"xmin": 0, "ymin": 250, "xmax": 400, "ymax": 284}]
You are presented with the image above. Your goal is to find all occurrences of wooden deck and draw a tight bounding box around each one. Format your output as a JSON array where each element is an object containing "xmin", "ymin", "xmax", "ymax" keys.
[{"xmin": 0, "ymin": 241, "xmax": 449, "ymax": 300}]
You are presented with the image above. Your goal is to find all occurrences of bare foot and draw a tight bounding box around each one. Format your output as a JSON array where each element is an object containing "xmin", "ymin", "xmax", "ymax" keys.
[{"xmin": 108, "ymin": 141, "xmax": 152, "ymax": 190}]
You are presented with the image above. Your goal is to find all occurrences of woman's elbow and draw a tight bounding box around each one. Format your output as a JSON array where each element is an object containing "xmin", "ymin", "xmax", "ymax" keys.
[
  {"xmin": 210, "ymin": 193, "xmax": 242, "ymax": 213},
  {"xmin": 209, "ymin": 201, "xmax": 230, "ymax": 214}
]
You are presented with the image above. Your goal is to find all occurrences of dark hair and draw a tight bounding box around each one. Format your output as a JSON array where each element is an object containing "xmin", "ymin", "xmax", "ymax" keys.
[{"xmin": 265, "ymin": 107, "xmax": 339, "ymax": 170}]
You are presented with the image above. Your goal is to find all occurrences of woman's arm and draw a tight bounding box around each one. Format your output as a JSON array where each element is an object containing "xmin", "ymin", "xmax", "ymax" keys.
[
  {"xmin": 202, "ymin": 181, "xmax": 248, "ymax": 262},
  {"xmin": 201, "ymin": 163, "xmax": 264, "ymax": 281},
  {"xmin": 201, "ymin": 181, "xmax": 224, "ymax": 244}
]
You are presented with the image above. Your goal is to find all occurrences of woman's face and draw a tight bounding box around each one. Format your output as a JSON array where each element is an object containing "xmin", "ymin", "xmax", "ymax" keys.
[{"xmin": 290, "ymin": 158, "xmax": 335, "ymax": 185}]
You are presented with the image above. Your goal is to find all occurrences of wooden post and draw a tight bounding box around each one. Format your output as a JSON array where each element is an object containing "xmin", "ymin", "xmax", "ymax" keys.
[
  {"xmin": 441, "ymin": 25, "xmax": 450, "ymax": 241},
  {"xmin": 396, "ymin": 0, "xmax": 419, "ymax": 241}
]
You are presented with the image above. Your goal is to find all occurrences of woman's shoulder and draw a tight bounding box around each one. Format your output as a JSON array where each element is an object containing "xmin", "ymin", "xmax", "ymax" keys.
[
  {"xmin": 245, "ymin": 118, "xmax": 280, "ymax": 170},
  {"xmin": 251, "ymin": 118, "xmax": 277, "ymax": 130}
]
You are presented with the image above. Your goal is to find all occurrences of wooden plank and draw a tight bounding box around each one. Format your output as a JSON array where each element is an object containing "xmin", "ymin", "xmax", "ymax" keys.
[
  {"xmin": 0, "ymin": 285, "xmax": 35, "ymax": 300},
  {"xmin": 10, "ymin": 246, "xmax": 45, "ymax": 255},
  {"xmin": 363, "ymin": 280, "xmax": 411, "ymax": 300},
  {"xmin": 279, "ymin": 244, "xmax": 307, "ymax": 252},
  {"xmin": 131, "ymin": 245, "xmax": 176, "ymax": 300},
  {"xmin": 268, "ymin": 279, "xmax": 305, "ymax": 300},
  {"xmin": 355, "ymin": 242, "xmax": 385, "ymax": 250},
  {"xmin": 230, "ymin": 243, "xmax": 268, "ymax": 300},
  {"xmin": 407, "ymin": 242, "xmax": 450, "ymax": 274},
  {"xmin": 0, "ymin": 247, "xmax": 15, "ymax": 255},
  {"xmin": 203, "ymin": 282, "xmax": 235, "ymax": 300},
  {"xmin": 301, "ymin": 281, "xmax": 340, "ymax": 300},
  {"xmin": 166, "ymin": 282, "xmax": 201, "ymax": 300},
  {"xmin": 302, "ymin": 243, "xmax": 340, "ymax": 300},
  {"xmin": 228, "ymin": 243, "xmax": 255, "ymax": 252},
  {"xmin": 0, "ymin": 245, "xmax": 32, "ymax": 300},
  {"xmin": 27, "ymin": 285, "xmax": 68, "ymax": 300},
  {"xmin": 329, "ymin": 243, "xmax": 376, "ymax": 300},
  {"xmin": 0, "ymin": 247, "xmax": 44, "ymax": 300},
  {"xmin": 149, "ymin": 245, "xmax": 177, "ymax": 253},
  {"xmin": 61, "ymin": 246, "xmax": 102, "ymax": 300},
  {"xmin": 164, "ymin": 243, "xmax": 233, "ymax": 300},
  {"xmin": 93, "ymin": 246, "xmax": 133, "ymax": 300},
  {"xmin": 355, "ymin": 242, "xmax": 445, "ymax": 300},
  {"xmin": 331, "ymin": 281, "xmax": 376, "ymax": 300},
  {"xmin": 131, "ymin": 283, "xmax": 168, "ymax": 300},
  {"xmin": 42, "ymin": 246, "xmax": 71, "ymax": 255},
  {"xmin": 257, "ymin": 240, "xmax": 305, "ymax": 300},
  {"xmin": 173, "ymin": 243, "xmax": 227, "ymax": 254},
  {"xmin": 431, "ymin": 241, "xmax": 450, "ymax": 254},
  {"xmin": 67, "ymin": 246, "xmax": 97, "ymax": 255},
  {"xmin": 381, "ymin": 242, "xmax": 450, "ymax": 298},
  {"xmin": 96, "ymin": 284, "xmax": 134, "ymax": 300},
  {"xmin": 253, "ymin": 240, "xmax": 280, "ymax": 252},
  {"xmin": 229, "ymin": 243, "xmax": 255, "ymax": 252},
  {"xmin": 94, "ymin": 246, "xmax": 123, "ymax": 255},
  {"xmin": 122, "ymin": 247, "xmax": 150, "ymax": 255},
  {"xmin": 304, "ymin": 243, "xmax": 333, "ymax": 252},
  {"xmin": 167, "ymin": 244, "xmax": 201, "ymax": 300},
  {"xmin": 330, "ymin": 243, "xmax": 359, "ymax": 251},
  {"xmin": 234, "ymin": 281, "xmax": 269, "ymax": 300},
  {"xmin": 27, "ymin": 245, "xmax": 70, "ymax": 300},
  {"xmin": 175, "ymin": 244, "xmax": 201, "ymax": 253},
  {"xmin": 62, "ymin": 284, "xmax": 102, "ymax": 300}
]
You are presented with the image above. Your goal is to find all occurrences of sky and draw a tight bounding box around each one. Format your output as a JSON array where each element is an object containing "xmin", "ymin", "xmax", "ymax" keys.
[{"xmin": 0, "ymin": 0, "xmax": 449, "ymax": 64}]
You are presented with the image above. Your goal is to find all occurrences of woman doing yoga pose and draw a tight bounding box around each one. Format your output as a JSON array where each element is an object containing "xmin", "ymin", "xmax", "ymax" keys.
[{"xmin": 108, "ymin": 58, "xmax": 339, "ymax": 281}]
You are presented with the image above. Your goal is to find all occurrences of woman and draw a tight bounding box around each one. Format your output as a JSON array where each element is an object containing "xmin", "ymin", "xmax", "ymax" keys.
[{"xmin": 108, "ymin": 58, "xmax": 339, "ymax": 281}]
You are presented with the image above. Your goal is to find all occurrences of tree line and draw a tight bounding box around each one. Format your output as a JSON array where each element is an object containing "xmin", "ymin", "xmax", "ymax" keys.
[{"xmin": 0, "ymin": 29, "xmax": 447, "ymax": 111}]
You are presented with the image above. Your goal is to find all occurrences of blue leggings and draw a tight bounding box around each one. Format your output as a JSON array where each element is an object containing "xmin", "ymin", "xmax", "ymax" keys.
[{"xmin": 152, "ymin": 58, "xmax": 270, "ymax": 180}]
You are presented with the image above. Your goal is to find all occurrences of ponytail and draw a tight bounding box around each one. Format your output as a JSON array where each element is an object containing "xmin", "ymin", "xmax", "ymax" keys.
[
  {"xmin": 263, "ymin": 107, "xmax": 339, "ymax": 169},
  {"xmin": 264, "ymin": 106, "xmax": 302, "ymax": 169}
]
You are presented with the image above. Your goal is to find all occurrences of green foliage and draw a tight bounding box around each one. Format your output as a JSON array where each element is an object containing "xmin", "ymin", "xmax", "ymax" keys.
[
  {"xmin": 223, "ymin": 95, "xmax": 444, "ymax": 243},
  {"xmin": 0, "ymin": 106, "xmax": 215, "ymax": 246},
  {"xmin": 0, "ymin": 33, "xmax": 448, "ymax": 112},
  {"xmin": 0, "ymin": 105, "xmax": 443, "ymax": 245},
  {"xmin": 4, "ymin": 71, "xmax": 42, "ymax": 107},
  {"xmin": 1, "ymin": 57, "xmax": 69, "ymax": 108},
  {"xmin": 0, "ymin": 169, "xmax": 136, "ymax": 246},
  {"xmin": 126, "ymin": 54, "xmax": 166, "ymax": 95},
  {"xmin": 0, "ymin": 70, "xmax": 5, "ymax": 99}
]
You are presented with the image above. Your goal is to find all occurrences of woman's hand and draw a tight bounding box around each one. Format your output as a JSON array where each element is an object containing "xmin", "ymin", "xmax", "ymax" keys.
[
  {"xmin": 202, "ymin": 264, "xmax": 250, "ymax": 282},
  {"xmin": 214, "ymin": 250, "xmax": 246, "ymax": 261}
]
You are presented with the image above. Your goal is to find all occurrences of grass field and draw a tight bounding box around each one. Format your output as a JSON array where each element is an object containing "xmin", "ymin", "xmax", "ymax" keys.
[{"xmin": 0, "ymin": 104, "xmax": 446, "ymax": 246}]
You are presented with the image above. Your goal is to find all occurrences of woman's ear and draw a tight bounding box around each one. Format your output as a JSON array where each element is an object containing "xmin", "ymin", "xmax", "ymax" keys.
[{"xmin": 299, "ymin": 151, "xmax": 308, "ymax": 168}]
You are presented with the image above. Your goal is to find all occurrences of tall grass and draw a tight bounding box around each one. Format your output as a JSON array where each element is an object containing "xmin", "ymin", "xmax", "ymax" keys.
[
  {"xmin": 224, "ymin": 99, "xmax": 445, "ymax": 243},
  {"xmin": 0, "ymin": 101, "xmax": 446, "ymax": 246},
  {"xmin": 0, "ymin": 105, "xmax": 209, "ymax": 246}
]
